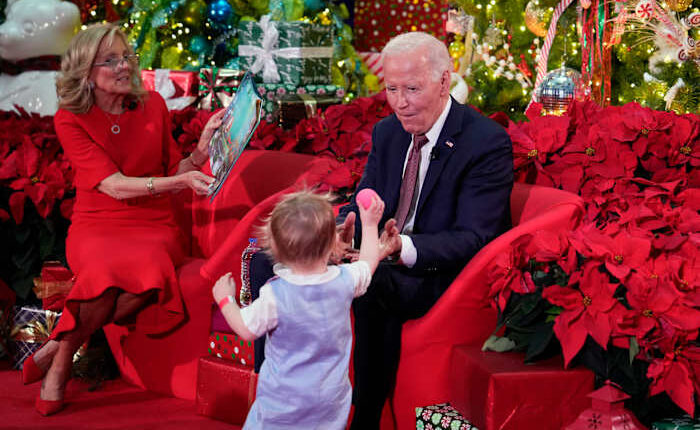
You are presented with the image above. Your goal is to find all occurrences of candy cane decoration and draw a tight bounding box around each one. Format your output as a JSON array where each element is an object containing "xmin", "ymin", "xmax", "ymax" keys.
[
  {"xmin": 685, "ymin": 12, "xmax": 700, "ymax": 28},
  {"xmin": 532, "ymin": 0, "xmax": 575, "ymax": 98}
]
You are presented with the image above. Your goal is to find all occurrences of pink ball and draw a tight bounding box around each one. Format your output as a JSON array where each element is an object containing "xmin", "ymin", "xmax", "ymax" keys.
[{"xmin": 356, "ymin": 188, "xmax": 378, "ymax": 209}]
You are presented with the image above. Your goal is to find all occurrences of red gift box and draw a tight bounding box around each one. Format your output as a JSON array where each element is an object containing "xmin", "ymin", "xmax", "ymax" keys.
[
  {"xmin": 196, "ymin": 356, "xmax": 257, "ymax": 425},
  {"xmin": 207, "ymin": 329, "xmax": 255, "ymax": 368},
  {"xmin": 353, "ymin": 0, "xmax": 449, "ymax": 52},
  {"xmin": 32, "ymin": 261, "xmax": 74, "ymax": 311},
  {"xmin": 140, "ymin": 69, "xmax": 198, "ymax": 98},
  {"xmin": 450, "ymin": 346, "xmax": 594, "ymax": 430}
]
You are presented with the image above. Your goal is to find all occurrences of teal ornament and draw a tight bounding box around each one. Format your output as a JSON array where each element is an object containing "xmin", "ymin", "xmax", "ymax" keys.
[
  {"xmin": 189, "ymin": 35, "xmax": 210, "ymax": 55},
  {"xmin": 208, "ymin": 0, "xmax": 233, "ymax": 23},
  {"xmin": 304, "ymin": 0, "xmax": 324, "ymax": 11}
]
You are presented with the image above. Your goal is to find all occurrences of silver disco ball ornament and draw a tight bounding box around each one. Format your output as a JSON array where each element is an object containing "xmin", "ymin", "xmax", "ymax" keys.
[{"xmin": 534, "ymin": 67, "xmax": 589, "ymax": 115}]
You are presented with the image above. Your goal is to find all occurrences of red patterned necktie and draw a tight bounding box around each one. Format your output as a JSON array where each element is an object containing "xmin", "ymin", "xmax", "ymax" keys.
[{"xmin": 395, "ymin": 134, "xmax": 429, "ymax": 232}]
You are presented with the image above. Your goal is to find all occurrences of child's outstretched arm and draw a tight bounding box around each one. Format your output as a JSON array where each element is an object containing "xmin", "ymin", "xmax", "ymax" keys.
[
  {"xmin": 212, "ymin": 273, "xmax": 257, "ymax": 341},
  {"xmin": 357, "ymin": 192, "xmax": 385, "ymax": 274}
]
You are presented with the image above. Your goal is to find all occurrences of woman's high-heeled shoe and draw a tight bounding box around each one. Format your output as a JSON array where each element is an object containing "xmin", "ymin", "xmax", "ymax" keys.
[
  {"xmin": 22, "ymin": 349, "xmax": 48, "ymax": 385},
  {"xmin": 35, "ymin": 396, "xmax": 65, "ymax": 416}
]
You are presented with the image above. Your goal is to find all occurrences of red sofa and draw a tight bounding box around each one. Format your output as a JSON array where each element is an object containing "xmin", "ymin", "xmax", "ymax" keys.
[{"xmin": 103, "ymin": 150, "xmax": 584, "ymax": 430}]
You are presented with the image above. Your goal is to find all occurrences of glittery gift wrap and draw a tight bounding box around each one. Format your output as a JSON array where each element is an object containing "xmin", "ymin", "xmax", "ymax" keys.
[
  {"xmin": 415, "ymin": 403, "xmax": 477, "ymax": 430},
  {"xmin": 207, "ymin": 330, "xmax": 255, "ymax": 368},
  {"xmin": 198, "ymin": 67, "xmax": 246, "ymax": 111},
  {"xmin": 9, "ymin": 305, "xmax": 61, "ymax": 369},
  {"xmin": 196, "ymin": 356, "xmax": 257, "ymax": 425},
  {"xmin": 353, "ymin": 0, "xmax": 449, "ymax": 52},
  {"xmin": 238, "ymin": 18, "xmax": 334, "ymax": 85},
  {"xmin": 652, "ymin": 416, "xmax": 700, "ymax": 429},
  {"xmin": 257, "ymin": 83, "xmax": 344, "ymax": 123}
]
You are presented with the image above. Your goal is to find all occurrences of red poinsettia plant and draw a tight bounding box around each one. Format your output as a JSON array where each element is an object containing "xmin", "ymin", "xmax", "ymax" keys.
[
  {"xmin": 0, "ymin": 108, "xmax": 74, "ymax": 299},
  {"xmin": 487, "ymin": 101, "xmax": 699, "ymax": 421}
]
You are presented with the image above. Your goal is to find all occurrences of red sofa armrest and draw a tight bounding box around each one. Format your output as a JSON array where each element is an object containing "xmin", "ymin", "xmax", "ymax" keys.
[
  {"xmin": 403, "ymin": 183, "xmax": 583, "ymax": 342},
  {"xmin": 390, "ymin": 184, "xmax": 584, "ymax": 430}
]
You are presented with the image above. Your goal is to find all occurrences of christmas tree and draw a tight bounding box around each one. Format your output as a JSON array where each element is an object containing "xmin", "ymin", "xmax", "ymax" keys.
[{"xmin": 451, "ymin": 0, "xmax": 699, "ymax": 118}]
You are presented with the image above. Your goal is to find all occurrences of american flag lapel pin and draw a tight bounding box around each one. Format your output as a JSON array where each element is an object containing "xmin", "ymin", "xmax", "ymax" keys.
[{"xmin": 445, "ymin": 140, "xmax": 454, "ymax": 148}]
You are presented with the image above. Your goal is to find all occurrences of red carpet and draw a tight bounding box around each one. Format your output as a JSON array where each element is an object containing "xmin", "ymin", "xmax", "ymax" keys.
[{"xmin": 0, "ymin": 360, "xmax": 240, "ymax": 429}]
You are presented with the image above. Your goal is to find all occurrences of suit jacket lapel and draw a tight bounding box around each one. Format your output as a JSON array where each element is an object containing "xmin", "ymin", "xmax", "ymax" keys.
[{"xmin": 416, "ymin": 101, "xmax": 464, "ymax": 215}]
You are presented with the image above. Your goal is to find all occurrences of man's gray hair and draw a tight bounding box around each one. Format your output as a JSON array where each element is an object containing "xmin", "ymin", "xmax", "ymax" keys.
[{"xmin": 381, "ymin": 32, "xmax": 452, "ymax": 82}]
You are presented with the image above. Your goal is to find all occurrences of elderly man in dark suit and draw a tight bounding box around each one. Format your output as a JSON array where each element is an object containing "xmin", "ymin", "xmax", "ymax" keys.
[
  {"xmin": 249, "ymin": 31, "xmax": 513, "ymax": 429},
  {"xmin": 335, "ymin": 32, "xmax": 514, "ymax": 429}
]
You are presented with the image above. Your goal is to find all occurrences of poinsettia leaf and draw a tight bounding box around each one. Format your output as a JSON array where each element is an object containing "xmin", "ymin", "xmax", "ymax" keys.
[
  {"xmin": 531, "ymin": 270, "xmax": 549, "ymax": 285},
  {"xmin": 524, "ymin": 321, "xmax": 555, "ymax": 363},
  {"xmin": 629, "ymin": 336, "xmax": 639, "ymax": 365},
  {"xmin": 664, "ymin": 361, "xmax": 696, "ymax": 416}
]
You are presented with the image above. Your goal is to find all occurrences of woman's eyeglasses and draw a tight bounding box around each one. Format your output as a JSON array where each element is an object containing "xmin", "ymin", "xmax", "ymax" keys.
[{"xmin": 94, "ymin": 54, "xmax": 139, "ymax": 70}]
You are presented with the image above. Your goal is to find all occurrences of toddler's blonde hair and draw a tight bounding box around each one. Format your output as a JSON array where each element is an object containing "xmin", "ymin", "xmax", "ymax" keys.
[{"xmin": 261, "ymin": 190, "xmax": 336, "ymax": 266}]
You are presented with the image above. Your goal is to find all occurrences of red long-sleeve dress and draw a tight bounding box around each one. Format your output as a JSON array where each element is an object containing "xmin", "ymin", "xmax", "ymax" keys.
[{"xmin": 52, "ymin": 91, "xmax": 186, "ymax": 338}]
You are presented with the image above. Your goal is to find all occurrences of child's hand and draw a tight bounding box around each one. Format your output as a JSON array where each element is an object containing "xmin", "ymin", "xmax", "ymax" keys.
[
  {"xmin": 358, "ymin": 191, "xmax": 384, "ymax": 227},
  {"xmin": 212, "ymin": 272, "xmax": 236, "ymax": 304}
]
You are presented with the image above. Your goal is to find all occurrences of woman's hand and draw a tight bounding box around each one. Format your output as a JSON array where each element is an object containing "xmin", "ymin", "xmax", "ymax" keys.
[
  {"xmin": 194, "ymin": 109, "xmax": 227, "ymax": 159},
  {"xmin": 212, "ymin": 272, "xmax": 236, "ymax": 304},
  {"xmin": 180, "ymin": 170, "xmax": 215, "ymax": 195}
]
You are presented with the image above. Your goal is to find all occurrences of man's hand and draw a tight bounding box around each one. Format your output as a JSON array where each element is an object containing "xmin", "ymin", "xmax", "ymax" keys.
[
  {"xmin": 330, "ymin": 212, "xmax": 356, "ymax": 264},
  {"xmin": 379, "ymin": 218, "xmax": 401, "ymax": 261}
]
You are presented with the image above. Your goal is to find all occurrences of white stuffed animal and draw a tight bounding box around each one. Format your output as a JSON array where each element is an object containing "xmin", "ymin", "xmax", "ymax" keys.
[{"xmin": 0, "ymin": 0, "xmax": 80, "ymax": 116}]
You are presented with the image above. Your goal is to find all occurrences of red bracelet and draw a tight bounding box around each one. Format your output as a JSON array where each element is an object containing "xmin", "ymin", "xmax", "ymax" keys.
[{"xmin": 218, "ymin": 295, "xmax": 235, "ymax": 309}]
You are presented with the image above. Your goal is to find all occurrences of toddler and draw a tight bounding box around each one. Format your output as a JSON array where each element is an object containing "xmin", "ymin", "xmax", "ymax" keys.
[{"xmin": 212, "ymin": 189, "xmax": 385, "ymax": 429}]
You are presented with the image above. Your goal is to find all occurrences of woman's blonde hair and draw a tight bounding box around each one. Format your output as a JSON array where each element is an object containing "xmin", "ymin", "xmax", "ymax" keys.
[
  {"xmin": 56, "ymin": 23, "xmax": 146, "ymax": 113},
  {"xmin": 260, "ymin": 190, "xmax": 337, "ymax": 267}
]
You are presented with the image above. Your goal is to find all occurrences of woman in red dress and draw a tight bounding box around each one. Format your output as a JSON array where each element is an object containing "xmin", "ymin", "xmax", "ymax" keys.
[{"xmin": 22, "ymin": 23, "xmax": 225, "ymax": 415}]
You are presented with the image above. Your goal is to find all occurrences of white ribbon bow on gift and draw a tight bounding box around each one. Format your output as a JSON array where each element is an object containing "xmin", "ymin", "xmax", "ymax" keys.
[
  {"xmin": 237, "ymin": 14, "xmax": 333, "ymax": 83},
  {"xmin": 154, "ymin": 69, "xmax": 196, "ymax": 111}
]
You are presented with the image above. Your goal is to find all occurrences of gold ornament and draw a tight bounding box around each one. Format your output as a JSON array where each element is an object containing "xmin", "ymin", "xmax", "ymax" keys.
[
  {"xmin": 666, "ymin": 0, "xmax": 692, "ymax": 12},
  {"xmin": 182, "ymin": 0, "xmax": 206, "ymax": 26},
  {"xmin": 363, "ymin": 74, "xmax": 380, "ymax": 93},
  {"xmin": 525, "ymin": 0, "xmax": 549, "ymax": 38},
  {"xmin": 449, "ymin": 40, "xmax": 466, "ymax": 59}
]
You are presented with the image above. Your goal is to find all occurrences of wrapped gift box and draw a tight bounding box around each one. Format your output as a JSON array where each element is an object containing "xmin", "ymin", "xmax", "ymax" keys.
[
  {"xmin": 207, "ymin": 328, "xmax": 255, "ymax": 368},
  {"xmin": 198, "ymin": 67, "xmax": 246, "ymax": 111},
  {"xmin": 238, "ymin": 16, "xmax": 334, "ymax": 85},
  {"xmin": 141, "ymin": 69, "xmax": 198, "ymax": 110},
  {"xmin": 196, "ymin": 356, "xmax": 257, "ymax": 425},
  {"xmin": 257, "ymin": 83, "xmax": 344, "ymax": 123},
  {"xmin": 652, "ymin": 416, "xmax": 700, "ymax": 429},
  {"xmin": 32, "ymin": 260, "xmax": 74, "ymax": 311},
  {"xmin": 277, "ymin": 93, "xmax": 343, "ymax": 129},
  {"xmin": 450, "ymin": 346, "xmax": 594, "ymax": 430},
  {"xmin": 416, "ymin": 403, "xmax": 477, "ymax": 430},
  {"xmin": 353, "ymin": 1, "xmax": 449, "ymax": 52},
  {"xmin": 9, "ymin": 305, "xmax": 61, "ymax": 369}
]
